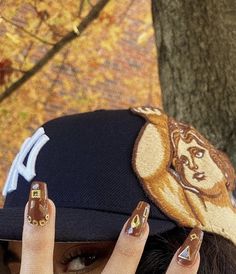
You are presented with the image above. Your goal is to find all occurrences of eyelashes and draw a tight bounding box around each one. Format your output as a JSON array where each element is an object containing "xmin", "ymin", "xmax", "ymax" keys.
[
  {"xmin": 60, "ymin": 245, "xmax": 111, "ymax": 273},
  {"xmin": 61, "ymin": 247, "xmax": 82, "ymax": 265},
  {"xmin": 61, "ymin": 248, "xmax": 97, "ymax": 265},
  {"xmin": 61, "ymin": 251, "xmax": 97, "ymax": 272},
  {"xmin": 5, "ymin": 243, "xmax": 114, "ymax": 273}
]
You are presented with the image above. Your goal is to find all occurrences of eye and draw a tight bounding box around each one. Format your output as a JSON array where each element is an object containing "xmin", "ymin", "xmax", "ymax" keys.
[
  {"xmin": 180, "ymin": 155, "xmax": 189, "ymax": 165},
  {"xmin": 61, "ymin": 244, "xmax": 114, "ymax": 273},
  {"xmin": 194, "ymin": 149, "xmax": 205, "ymax": 158},
  {"xmin": 61, "ymin": 249, "xmax": 98, "ymax": 272},
  {"xmin": 65, "ymin": 254, "xmax": 97, "ymax": 272}
]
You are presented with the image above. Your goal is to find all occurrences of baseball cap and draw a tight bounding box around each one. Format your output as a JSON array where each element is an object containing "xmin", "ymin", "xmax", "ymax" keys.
[{"xmin": 0, "ymin": 109, "xmax": 177, "ymax": 242}]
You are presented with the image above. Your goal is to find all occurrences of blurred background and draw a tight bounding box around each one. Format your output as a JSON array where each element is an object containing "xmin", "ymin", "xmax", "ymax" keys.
[{"xmin": 0, "ymin": 0, "xmax": 162, "ymax": 206}]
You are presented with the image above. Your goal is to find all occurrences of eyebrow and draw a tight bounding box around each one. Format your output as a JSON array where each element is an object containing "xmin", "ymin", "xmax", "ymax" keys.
[{"xmin": 187, "ymin": 146, "xmax": 204, "ymax": 152}]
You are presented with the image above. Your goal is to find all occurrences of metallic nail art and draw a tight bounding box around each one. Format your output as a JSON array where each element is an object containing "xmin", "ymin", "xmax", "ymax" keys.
[
  {"xmin": 177, "ymin": 227, "xmax": 204, "ymax": 266},
  {"xmin": 27, "ymin": 181, "xmax": 49, "ymax": 226},
  {"xmin": 125, "ymin": 201, "xmax": 150, "ymax": 237}
]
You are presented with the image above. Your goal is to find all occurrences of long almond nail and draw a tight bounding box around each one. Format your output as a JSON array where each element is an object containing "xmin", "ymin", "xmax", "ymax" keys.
[
  {"xmin": 27, "ymin": 181, "xmax": 49, "ymax": 226},
  {"xmin": 125, "ymin": 201, "xmax": 150, "ymax": 237},
  {"xmin": 177, "ymin": 227, "xmax": 204, "ymax": 266}
]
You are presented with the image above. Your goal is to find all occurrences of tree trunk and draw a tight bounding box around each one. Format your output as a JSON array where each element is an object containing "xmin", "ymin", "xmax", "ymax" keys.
[{"xmin": 151, "ymin": 0, "xmax": 236, "ymax": 167}]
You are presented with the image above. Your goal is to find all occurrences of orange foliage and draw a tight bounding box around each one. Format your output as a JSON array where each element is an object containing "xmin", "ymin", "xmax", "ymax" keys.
[
  {"xmin": 0, "ymin": 58, "xmax": 13, "ymax": 85},
  {"xmin": 0, "ymin": 0, "xmax": 162, "ymax": 207}
]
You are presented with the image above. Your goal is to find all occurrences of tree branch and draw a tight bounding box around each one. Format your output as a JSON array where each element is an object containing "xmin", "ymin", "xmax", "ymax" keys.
[
  {"xmin": 0, "ymin": 15, "xmax": 54, "ymax": 46},
  {"xmin": 19, "ymin": 18, "xmax": 44, "ymax": 70},
  {"xmin": 0, "ymin": 0, "xmax": 110, "ymax": 103},
  {"xmin": 78, "ymin": 0, "xmax": 86, "ymax": 18},
  {"xmin": 87, "ymin": 0, "xmax": 95, "ymax": 7}
]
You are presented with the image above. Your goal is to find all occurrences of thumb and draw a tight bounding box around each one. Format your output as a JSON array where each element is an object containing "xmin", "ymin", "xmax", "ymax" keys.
[{"xmin": 20, "ymin": 182, "xmax": 55, "ymax": 274}]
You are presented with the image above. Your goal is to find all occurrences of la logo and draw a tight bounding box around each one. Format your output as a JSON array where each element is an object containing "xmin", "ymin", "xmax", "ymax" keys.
[{"xmin": 2, "ymin": 127, "xmax": 49, "ymax": 196}]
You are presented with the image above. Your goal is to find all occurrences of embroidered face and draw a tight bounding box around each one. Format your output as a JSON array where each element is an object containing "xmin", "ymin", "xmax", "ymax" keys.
[
  {"xmin": 170, "ymin": 121, "xmax": 227, "ymax": 193},
  {"xmin": 176, "ymin": 138, "xmax": 224, "ymax": 190}
]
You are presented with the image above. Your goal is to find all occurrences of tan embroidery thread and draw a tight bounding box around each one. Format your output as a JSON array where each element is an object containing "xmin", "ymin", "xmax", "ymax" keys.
[{"xmin": 131, "ymin": 107, "xmax": 236, "ymax": 245}]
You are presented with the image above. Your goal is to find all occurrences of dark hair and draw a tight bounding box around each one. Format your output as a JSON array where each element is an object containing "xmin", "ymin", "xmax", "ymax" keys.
[{"xmin": 137, "ymin": 227, "xmax": 236, "ymax": 274}]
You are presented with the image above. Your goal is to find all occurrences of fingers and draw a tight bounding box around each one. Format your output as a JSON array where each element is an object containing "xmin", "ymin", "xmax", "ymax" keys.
[
  {"xmin": 102, "ymin": 201, "xmax": 150, "ymax": 274},
  {"xmin": 166, "ymin": 227, "xmax": 203, "ymax": 274},
  {"xmin": 20, "ymin": 182, "xmax": 55, "ymax": 274}
]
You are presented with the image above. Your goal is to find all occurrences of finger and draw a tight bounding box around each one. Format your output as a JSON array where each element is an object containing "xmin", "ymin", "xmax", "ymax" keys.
[
  {"xmin": 20, "ymin": 182, "xmax": 55, "ymax": 274},
  {"xmin": 102, "ymin": 201, "xmax": 150, "ymax": 274},
  {"xmin": 166, "ymin": 227, "xmax": 203, "ymax": 274}
]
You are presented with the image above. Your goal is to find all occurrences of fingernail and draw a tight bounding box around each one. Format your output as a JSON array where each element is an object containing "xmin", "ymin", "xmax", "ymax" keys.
[
  {"xmin": 177, "ymin": 227, "xmax": 204, "ymax": 266},
  {"xmin": 125, "ymin": 201, "xmax": 150, "ymax": 237},
  {"xmin": 27, "ymin": 181, "xmax": 49, "ymax": 226}
]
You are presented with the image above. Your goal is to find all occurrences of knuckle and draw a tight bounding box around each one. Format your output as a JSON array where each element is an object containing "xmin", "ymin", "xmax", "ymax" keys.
[
  {"xmin": 115, "ymin": 237, "xmax": 143, "ymax": 257},
  {"xmin": 23, "ymin": 227, "xmax": 49, "ymax": 252},
  {"xmin": 115, "ymin": 243, "xmax": 137, "ymax": 257},
  {"xmin": 24, "ymin": 235, "xmax": 47, "ymax": 252}
]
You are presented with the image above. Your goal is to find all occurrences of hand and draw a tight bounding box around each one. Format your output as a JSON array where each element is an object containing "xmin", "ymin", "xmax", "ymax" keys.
[{"xmin": 20, "ymin": 186, "xmax": 202, "ymax": 274}]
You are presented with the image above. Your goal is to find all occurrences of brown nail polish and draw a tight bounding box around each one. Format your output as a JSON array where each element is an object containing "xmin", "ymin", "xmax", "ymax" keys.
[
  {"xmin": 177, "ymin": 227, "xmax": 204, "ymax": 266},
  {"xmin": 125, "ymin": 201, "xmax": 150, "ymax": 237},
  {"xmin": 27, "ymin": 181, "xmax": 49, "ymax": 226}
]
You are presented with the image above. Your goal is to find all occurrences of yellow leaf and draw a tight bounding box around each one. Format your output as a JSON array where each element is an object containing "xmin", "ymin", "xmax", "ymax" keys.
[
  {"xmin": 6, "ymin": 33, "xmax": 20, "ymax": 44},
  {"xmin": 101, "ymin": 40, "xmax": 114, "ymax": 51},
  {"xmin": 72, "ymin": 21, "xmax": 80, "ymax": 35},
  {"xmin": 137, "ymin": 28, "xmax": 153, "ymax": 45}
]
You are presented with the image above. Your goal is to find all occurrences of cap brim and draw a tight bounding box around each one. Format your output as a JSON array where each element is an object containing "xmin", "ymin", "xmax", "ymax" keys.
[{"xmin": 0, "ymin": 207, "xmax": 177, "ymax": 242}]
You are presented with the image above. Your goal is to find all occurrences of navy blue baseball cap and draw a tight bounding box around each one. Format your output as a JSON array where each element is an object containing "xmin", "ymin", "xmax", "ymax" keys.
[{"xmin": 0, "ymin": 109, "xmax": 177, "ymax": 242}]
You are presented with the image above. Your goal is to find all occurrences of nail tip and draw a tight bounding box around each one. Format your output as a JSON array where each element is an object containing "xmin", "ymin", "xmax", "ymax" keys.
[
  {"xmin": 125, "ymin": 201, "xmax": 150, "ymax": 237},
  {"xmin": 176, "ymin": 227, "xmax": 203, "ymax": 266},
  {"xmin": 27, "ymin": 181, "xmax": 49, "ymax": 227}
]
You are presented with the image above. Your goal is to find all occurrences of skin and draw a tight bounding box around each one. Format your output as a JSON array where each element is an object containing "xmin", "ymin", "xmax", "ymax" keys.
[
  {"xmin": 7, "ymin": 241, "xmax": 115, "ymax": 273},
  {"xmin": 6, "ymin": 200, "xmax": 201, "ymax": 274}
]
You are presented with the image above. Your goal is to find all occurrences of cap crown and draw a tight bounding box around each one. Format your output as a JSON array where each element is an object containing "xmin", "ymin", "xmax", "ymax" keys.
[{"xmin": 3, "ymin": 110, "xmax": 170, "ymax": 223}]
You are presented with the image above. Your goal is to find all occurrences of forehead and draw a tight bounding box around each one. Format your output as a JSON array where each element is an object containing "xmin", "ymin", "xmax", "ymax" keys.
[{"xmin": 177, "ymin": 138, "xmax": 204, "ymax": 154}]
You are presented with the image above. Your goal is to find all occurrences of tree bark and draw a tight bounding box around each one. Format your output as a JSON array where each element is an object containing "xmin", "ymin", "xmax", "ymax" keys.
[{"xmin": 151, "ymin": 0, "xmax": 236, "ymax": 167}]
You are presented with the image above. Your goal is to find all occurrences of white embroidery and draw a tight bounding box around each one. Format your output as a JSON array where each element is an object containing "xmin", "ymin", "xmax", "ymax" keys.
[
  {"xmin": 132, "ymin": 107, "xmax": 162, "ymax": 116},
  {"xmin": 2, "ymin": 127, "xmax": 50, "ymax": 197}
]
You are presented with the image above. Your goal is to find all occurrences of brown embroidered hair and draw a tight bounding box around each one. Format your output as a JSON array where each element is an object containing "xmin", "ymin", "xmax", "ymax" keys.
[{"xmin": 169, "ymin": 118, "xmax": 236, "ymax": 195}]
